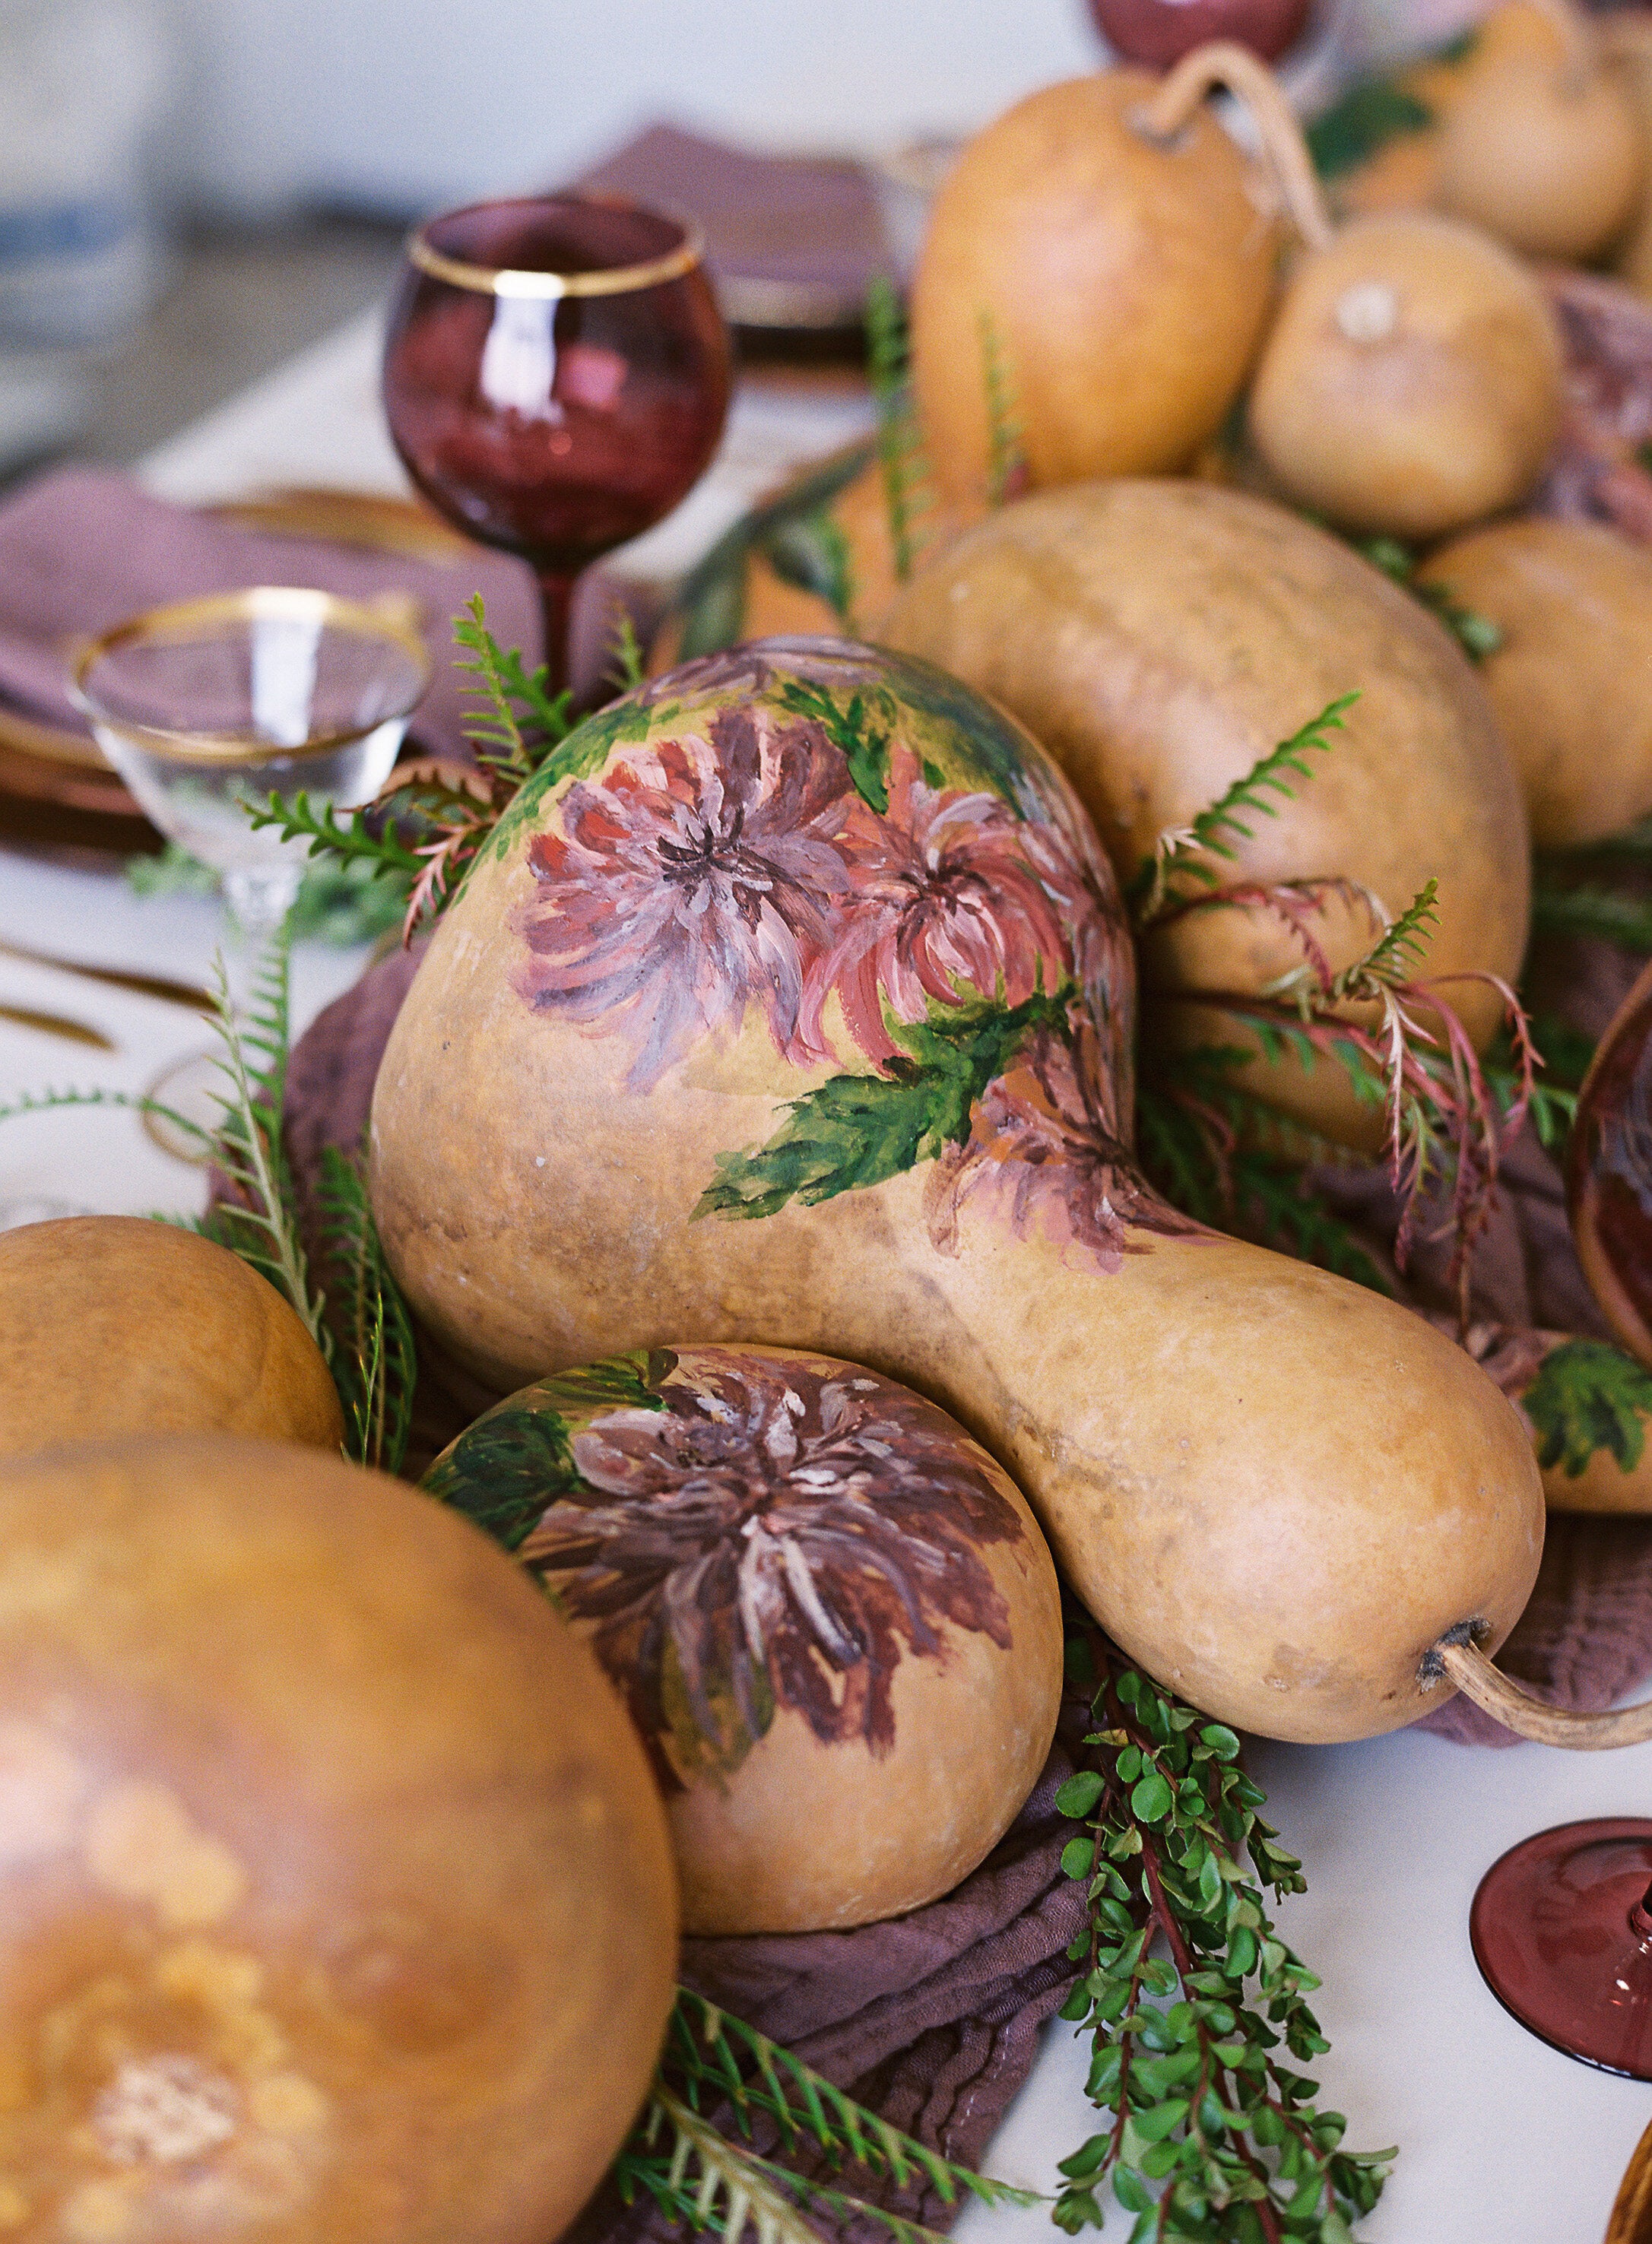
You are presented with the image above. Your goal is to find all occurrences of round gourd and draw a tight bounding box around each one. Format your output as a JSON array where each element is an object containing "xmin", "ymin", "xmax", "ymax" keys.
[
  {"xmin": 370, "ymin": 637, "xmax": 1544, "ymax": 1746},
  {"xmin": 909, "ymin": 63, "xmax": 1283, "ymax": 502},
  {"xmin": 0, "ymin": 1433, "xmax": 677, "ymax": 2242},
  {"xmin": 880, "ymin": 481, "xmax": 1530, "ymax": 1145},
  {"xmin": 1434, "ymin": 6, "xmax": 1644, "ymax": 261},
  {"xmin": 1416, "ymin": 516, "xmax": 1652, "ymax": 848},
  {"xmin": 1245, "ymin": 212, "xmax": 1564, "ymax": 540},
  {"xmin": 425, "ymin": 1345, "xmax": 1064, "ymax": 1934},
  {"xmin": 0, "ymin": 1216, "xmax": 344, "ymax": 1457}
]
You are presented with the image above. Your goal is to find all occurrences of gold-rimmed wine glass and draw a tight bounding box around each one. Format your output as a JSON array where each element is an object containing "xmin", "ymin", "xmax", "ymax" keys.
[
  {"xmin": 381, "ymin": 192, "xmax": 732, "ymax": 699},
  {"xmin": 70, "ymin": 586, "xmax": 430, "ymax": 1155}
]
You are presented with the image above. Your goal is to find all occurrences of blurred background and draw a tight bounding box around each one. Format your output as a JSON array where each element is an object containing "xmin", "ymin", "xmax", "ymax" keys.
[{"xmin": 0, "ymin": 0, "xmax": 1473, "ymax": 481}]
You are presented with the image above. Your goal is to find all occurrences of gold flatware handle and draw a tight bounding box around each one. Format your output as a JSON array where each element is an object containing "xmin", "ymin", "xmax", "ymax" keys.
[
  {"xmin": 0, "ymin": 1001, "xmax": 115, "ymax": 1050},
  {"xmin": 0, "ymin": 938, "xmax": 212, "ymax": 1013},
  {"xmin": 1608, "ymin": 2112, "xmax": 1652, "ymax": 2244}
]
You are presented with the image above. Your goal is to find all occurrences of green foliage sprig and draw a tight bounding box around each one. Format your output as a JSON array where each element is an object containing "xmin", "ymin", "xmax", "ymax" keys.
[
  {"xmin": 978, "ymin": 309, "xmax": 1028, "ymax": 508},
  {"xmin": 1126, "ymin": 698, "xmax": 1552, "ymax": 1311},
  {"xmin": 254, "ymin": 598, "xmax": 580, "ymax": 940},
  {"xmin": 1355, "ymin": 539, "xmax": 1501, "ymax": 664},
  {"xmin": 0, "ymin": 924, "xmax": 416, "ymax": 1471},
  {"xmin": 867, "ymin": 276, "xmax": 931, "ymax": 585},
  {"xmin": 1128, "ymin": 699, "xmax": 1357, "ymax": 922},
  {"xmin": 616, "ymin": 1986, "xmax": 1041, "ymax": 2244},
  {"xmin": 1052, "ymin": 1634, "xmax": 1394, "ymax": 2243}
]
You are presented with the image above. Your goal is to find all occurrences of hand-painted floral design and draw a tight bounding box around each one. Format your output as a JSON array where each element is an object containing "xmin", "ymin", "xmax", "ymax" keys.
[
  {"xmin": 517, "ymin": 704, "xmax": 861, "ymax": 1089},
  {"xmin": 510, "ymin": 637, "xmax": 1175, "ymax": 1273},
  {"xmin": 801, "ymin": 744, "xmax": 1075, "ymax": 1067},
  {"xmin": 927, "ymin": 1022, "xmax": 1199, "ymax": 1273},
  {"xmin": 510, "ymin": 1351, "xmax": 1024, "ymax": 1786}
]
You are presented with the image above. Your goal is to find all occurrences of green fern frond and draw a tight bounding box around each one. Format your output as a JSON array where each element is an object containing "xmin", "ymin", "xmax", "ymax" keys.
[
  {"xmin": 977, "ymin": 309, "xmax": 1025, "ymax": 509},
  {"xmin": 315, "ymin": 1143, "xmax": 417, "ymax": 1473},
  {"xmin": 194, "ymin": 940, "xmax": 326, "ymax": 1353},
  {"xmin": 1330, "ymin": 877, "xmax": 1439, "ymax": 1000},
  {"xmin": 453, "ymin": 594, "xmax": 572, "ymax": 776},
  {"xmin": 624, "ymin": 2087, "xmax": 966, "ymax": 2244},
  {"xmin": 246, "ymin": 792, "xmax": 423, "ymax": 880},
  {"xmin": 1129, "ymin": 694, "xmax": 1356, "ymax": 914},
  {"xmin": 607, "ymin": 609, "xmax": 646, "ymax": 693},
  {"xmin": 666, "ymin": 1990, "xmax": 1038, "ymax": 2213},
  {"xmin": 867, "ymin": 276, "xmax": 931, "ymax": 583}
]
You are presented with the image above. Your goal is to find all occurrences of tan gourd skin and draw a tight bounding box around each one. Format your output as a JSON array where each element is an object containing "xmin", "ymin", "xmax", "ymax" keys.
[
  {"xmin": 909, "ymin": 71, "xmax": 1282, "ymax": 502},
  {"xmin": 1435, "ymin": 39, "xmax": 1644, "ymax": 262},
  {"xmin": 0, "ymin": 1216, "xmax": 344, "ymax": 1456},
  {"xmin": 370, "ymin": 640, "xmax": 1542, "ymax": 1746},
  {"xmin": 1416, "ymin": 518, "xmax": 1652, "ymax": 851},
  {"xmin": 880, "ymin": 482, "xmax": 1530, "ymax": 1147},
  {"xmin": 0, "ymin": 1434, "xmax": 677, "ymax": 2242},
  {"xmin": 428, "ymin": 1345, "xmax": 1064, "ymax": 1935},
  {"xmin": 1245, "ymin": 213, "xmax": 1565, "ymax": 540}
]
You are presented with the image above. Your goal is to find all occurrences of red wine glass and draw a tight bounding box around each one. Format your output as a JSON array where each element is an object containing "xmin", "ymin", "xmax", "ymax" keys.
[
  {"xmin": 1472, "ymin": 1820, "xmax": 1652, "ymax": 2080},
  {"xmin": 382, "ymin": 193, "xmax": 732, "ymax": 697}
]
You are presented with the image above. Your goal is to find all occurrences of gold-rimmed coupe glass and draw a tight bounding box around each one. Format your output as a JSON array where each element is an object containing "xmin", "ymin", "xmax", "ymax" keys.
[
  {"xmin": 382, "ymin": 193, "xmax": 732, "ymax": 698},
  {"xmin": 70, "ymin": 586, "xmax": 430, "ymax": 1155}
]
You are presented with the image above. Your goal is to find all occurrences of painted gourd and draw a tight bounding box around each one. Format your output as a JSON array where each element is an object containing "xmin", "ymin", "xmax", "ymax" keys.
[
  {"xmin": 424, "ymin": 1343, "xmax": 1064, "ymax": 1934},
  {"xmin": 879, "ymin": 480, "xmax": 1529, "ymax": 1148},
  {"xmin": 370, "ymin": 636, "xmax": 1543, "ymax": 1747},
  {"xmin": 0, "ymin": 1434, "xmax": 677, "ymax": 2242},
  {"xmin": 0, "ymin": 1216, "xmax": 343, "ymax": 1457}
]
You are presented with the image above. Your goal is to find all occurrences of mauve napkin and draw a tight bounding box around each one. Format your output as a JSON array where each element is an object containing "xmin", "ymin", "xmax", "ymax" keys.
[
  {"xmin": 578, "ymin": 125, "xmax": 895, "ymax": 331},
  {"xmin": 0, "ymin": 464, "xmax": 540, "ymax": 759}
]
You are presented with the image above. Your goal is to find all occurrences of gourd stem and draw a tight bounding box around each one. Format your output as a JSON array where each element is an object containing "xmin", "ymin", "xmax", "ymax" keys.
[
  {"xmin": 1133, "ymin": 41, "xmax": 1335, "ymax": 252},
  {"xmin": 1437, "ymin": 1639, "xmax": 1652, "ymax": 1748}
]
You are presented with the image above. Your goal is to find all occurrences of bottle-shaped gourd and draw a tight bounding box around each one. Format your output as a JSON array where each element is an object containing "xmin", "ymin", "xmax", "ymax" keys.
[{"xmin": 371, "ymin": 639, "xmax": 1551, "ymax": 1745}]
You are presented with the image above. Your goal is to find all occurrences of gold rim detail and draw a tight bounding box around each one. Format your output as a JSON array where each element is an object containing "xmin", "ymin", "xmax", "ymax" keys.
[
  {"xmin": 407, "ymin": 195, "xmax": 706, "ymax": 300},
  {"xmin": 69, "ymin": 586, "xmax": 431, "ymax": 765}
]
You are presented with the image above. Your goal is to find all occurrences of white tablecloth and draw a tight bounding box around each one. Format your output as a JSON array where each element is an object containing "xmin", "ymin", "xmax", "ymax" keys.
[{"xmin": 2, "ymin": 315, "xmax": 1648, "ymax": 2244}]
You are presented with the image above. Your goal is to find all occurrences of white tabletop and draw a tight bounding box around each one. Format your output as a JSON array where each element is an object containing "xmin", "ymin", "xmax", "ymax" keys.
[{"xmin": 3, "ymin": 316, "xmax": 1649, "ymax": 2243}]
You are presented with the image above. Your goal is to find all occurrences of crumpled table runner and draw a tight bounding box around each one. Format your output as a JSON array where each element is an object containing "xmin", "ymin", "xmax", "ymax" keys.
[{"xmin": 0, "ymin": 464, "xmax": 540, "ymax": 762}]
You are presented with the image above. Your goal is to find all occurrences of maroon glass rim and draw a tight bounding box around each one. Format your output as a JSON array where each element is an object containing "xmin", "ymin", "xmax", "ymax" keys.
[{"xmin": 406, "ymin": 192, "xmax": 707, "ymax": 302}]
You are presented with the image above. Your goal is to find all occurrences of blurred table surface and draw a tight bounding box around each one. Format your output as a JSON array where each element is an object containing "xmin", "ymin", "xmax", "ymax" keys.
[{"xmin": 2, "ymin": 310, "xmax": 1650, "ymax": 2244}]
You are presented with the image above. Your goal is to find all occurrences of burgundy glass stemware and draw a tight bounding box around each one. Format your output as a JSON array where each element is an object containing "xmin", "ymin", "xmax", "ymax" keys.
[
  {"xmin": 382, "ymin": 193, "xmax": 732, "ymax": 696},
  {"xmin": 1472, "ymin": 1819, "xmax": 1652, "ymax": 2079}
]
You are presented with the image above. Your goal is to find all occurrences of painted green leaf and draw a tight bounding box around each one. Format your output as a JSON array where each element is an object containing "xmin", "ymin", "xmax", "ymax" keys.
[
  {"xmin": 1524, "ymin": 1338, "xmax": 1652, "ymax": 1478},
  {"xmin": 422, "ymin": 1347, "xmax": 676, "ymax": 1548},
  {"xmin": 776, "ymin": 676, "xmax": 893, "ymax": 813},
  {"xmin": 491, "ymin": 696, "xmax": 683, "ymax": 857},
  {"xmin": 694, "ymin": 992, "xmax": 1064, "ymax": 1221},
  {"xmin": 423, "ymin": 1405, "xmax": 586, "ymax": 1550}
]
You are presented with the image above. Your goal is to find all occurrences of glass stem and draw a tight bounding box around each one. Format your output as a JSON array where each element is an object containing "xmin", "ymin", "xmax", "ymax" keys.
[
  {"xmin": 221, "ymin": 866, "xmax": 303, "ymax": 1013},
  {"xmin": 536, "ymin": 567, "xmax": 579, "ymax": 705}
]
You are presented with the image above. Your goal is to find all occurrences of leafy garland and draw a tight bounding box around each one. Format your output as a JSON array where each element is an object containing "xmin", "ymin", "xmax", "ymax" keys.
[{"xmin": 1053, "ymin": 1631, "xmax": 1394, "ymax": 2243}]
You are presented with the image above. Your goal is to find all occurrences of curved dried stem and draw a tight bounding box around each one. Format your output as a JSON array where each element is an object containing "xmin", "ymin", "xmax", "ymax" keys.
[
  {"xmin": 1434, "ymin": 1639, "xmax": 1652, "ymax": 1748},
  {"xmin": 1133, "ymin": 40, "xmax": 1335, "ymax": 250}
]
